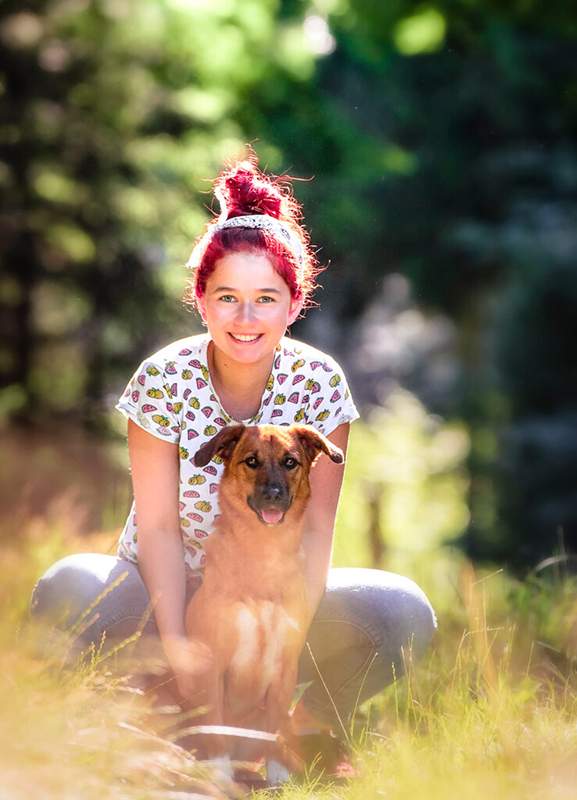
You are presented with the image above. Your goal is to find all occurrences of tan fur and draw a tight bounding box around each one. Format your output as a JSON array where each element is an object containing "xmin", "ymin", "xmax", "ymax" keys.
[{"xmin": 183, "ymin": 424, "xmax": 343, "ymax": 779}]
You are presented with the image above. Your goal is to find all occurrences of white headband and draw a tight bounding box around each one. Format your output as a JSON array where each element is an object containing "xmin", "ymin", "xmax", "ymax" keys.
[{"xmin": 187, "ymin": 187, "xmax": 304, "ymax": 271}]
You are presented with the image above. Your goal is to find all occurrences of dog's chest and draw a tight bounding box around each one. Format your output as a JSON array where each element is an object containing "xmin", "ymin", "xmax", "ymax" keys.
[{"xmin": 226, "ymin": 600, "xmax": 303, "ymax": 706}]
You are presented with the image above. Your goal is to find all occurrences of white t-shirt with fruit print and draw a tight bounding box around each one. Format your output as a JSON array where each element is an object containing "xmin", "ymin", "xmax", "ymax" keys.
[{"xmin": 116, "ymin": 333, "xmax": 359, "ymax": 579}]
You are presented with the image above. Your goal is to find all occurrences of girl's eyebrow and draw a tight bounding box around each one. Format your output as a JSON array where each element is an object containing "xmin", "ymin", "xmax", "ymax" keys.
[{"xmin": 212, "ymin": 286, "xmax": 282, "ymax": 294}]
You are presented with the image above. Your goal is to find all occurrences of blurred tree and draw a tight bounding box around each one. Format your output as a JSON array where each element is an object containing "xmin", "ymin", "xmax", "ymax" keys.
[
  {"xmin": 235, "ymin": 0, "xmax": 577, "ymax": 566},
  {"xmin": 1, "ymin": 0, "xmax": 576, "ymax": 565}
]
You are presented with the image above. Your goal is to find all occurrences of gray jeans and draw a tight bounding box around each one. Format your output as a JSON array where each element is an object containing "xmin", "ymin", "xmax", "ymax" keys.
[{"xmin": 30, "ymin": 554, "xmax": 436, "ymax": 726}]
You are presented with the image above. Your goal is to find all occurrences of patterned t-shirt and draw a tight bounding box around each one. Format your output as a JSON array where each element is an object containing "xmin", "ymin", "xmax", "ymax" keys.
[{"xmin": 116, "ymin": 334, "xmax": 359, "ymax": 578}]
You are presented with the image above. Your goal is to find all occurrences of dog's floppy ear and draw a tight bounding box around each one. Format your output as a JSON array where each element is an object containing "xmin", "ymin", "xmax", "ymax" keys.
[
  {"xmin": 194, "ymin": 425, "xmax": 245, "ymax": 467},
  {"xmin": 294, "ymin": 425, "xmax": 344, "ymax": 464}
]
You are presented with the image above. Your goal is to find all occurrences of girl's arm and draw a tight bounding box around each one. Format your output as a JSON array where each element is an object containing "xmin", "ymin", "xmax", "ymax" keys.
[
  {"xmin": 301, "ymin": 422, "xmax": 350, "ymax": 616},
  {"xmin": 127, "ymin": 419, "xmax": 201, "ymax": 697}
]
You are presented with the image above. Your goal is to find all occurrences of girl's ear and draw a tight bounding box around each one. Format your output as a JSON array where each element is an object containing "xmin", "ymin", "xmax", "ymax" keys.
[
  {"xmin": 288, "ymin": 297, "xmax": 303, "ymax": 325},
  {"xmin": 196, "ymin": 293, "xmax": 207, "ymax": 325}
]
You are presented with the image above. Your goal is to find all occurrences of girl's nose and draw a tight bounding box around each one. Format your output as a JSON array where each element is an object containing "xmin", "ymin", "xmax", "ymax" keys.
[{"xmin": 236, "ymin": 301, "xmax": 257, "ymax": 324}]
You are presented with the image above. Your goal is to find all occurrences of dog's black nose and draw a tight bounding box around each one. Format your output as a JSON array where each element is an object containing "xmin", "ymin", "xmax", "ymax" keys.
[{"xmin": 262, "ymin": 484, "xmax": 283, "ymax": 504}]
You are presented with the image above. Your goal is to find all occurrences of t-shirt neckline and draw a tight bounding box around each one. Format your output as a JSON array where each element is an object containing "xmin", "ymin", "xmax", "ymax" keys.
[{"xmin": 200, "ymin": 334, "xmax": 275, "ymax": 425}]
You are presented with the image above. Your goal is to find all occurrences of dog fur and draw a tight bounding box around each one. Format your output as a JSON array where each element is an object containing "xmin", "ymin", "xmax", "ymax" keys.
[{"xmin": 183, "ymin": 423, "xmax": 344, "ymax": 784}]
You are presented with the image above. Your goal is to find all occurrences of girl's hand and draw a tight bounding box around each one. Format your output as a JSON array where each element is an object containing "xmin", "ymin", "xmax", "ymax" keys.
[{"xmin": 162, "ymin": 634, "xmax": 213, "ymax": 701}]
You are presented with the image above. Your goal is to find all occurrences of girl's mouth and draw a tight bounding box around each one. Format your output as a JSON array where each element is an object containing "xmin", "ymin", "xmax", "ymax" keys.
[{"xmin": 228, "ymin": 333, "xmax": 263, "ymax": 343}]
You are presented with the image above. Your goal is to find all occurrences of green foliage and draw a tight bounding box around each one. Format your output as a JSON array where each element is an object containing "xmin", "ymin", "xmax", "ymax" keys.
[
  {"xmin": 2, "ymin": 0, "xmax": 576, "ymax": 562},
  {"xmin": 334, "ymin": 396, "xmax": 470, "ymax": 575}
]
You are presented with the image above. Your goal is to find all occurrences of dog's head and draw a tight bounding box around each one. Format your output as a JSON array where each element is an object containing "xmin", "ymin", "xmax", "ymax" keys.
[{"xmin": 194, "ymin": 424, "xmax": 344, "ymax": 527}]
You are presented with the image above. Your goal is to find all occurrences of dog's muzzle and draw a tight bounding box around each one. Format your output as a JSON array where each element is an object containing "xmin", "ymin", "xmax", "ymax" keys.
[{"xmin": 248, "ymin": 483, "xmax": 293, "ymax": 526}]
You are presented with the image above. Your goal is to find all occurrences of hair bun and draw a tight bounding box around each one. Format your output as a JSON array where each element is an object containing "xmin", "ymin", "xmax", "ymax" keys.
[{"xmin": 217, "ymin": 160, "xmax": 284, "ymax": 220}]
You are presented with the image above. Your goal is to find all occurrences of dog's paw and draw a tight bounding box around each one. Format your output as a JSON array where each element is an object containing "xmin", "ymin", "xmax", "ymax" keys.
[
  {"xmin": 206, "ymin": 755, "xmax": 235, "ymax": 782},
  {"xmin": 266, "ymin": 759, "xmax": 290, "ymax": 785}
]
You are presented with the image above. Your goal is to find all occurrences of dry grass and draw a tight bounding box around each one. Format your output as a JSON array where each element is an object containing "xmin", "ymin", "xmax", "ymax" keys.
[{"xmin": 1, "ymin": 422, "xmax": 577, "ymax": 799}]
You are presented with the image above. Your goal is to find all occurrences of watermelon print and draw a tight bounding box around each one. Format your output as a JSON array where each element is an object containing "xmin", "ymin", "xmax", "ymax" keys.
[{"xmin": 115, "ymin": 333, "xmax": 358, "ymax": 578}]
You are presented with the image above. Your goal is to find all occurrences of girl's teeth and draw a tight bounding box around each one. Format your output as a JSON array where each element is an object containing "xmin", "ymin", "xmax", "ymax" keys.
[{"xmin": 232, "ymin": 334, "xmax": 259, "ymax": 342}]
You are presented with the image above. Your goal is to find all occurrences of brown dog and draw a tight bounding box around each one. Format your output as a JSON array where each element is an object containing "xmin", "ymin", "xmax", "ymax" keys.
[{"xmin": 184, "ymin": 423, "xmax": 344, "ymax": 785}]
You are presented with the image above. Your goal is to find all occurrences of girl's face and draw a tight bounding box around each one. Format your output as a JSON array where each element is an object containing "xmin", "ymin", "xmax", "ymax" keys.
[{"xmin": 197, "ymin": 251, "xmax": 302, "ymax": 367}]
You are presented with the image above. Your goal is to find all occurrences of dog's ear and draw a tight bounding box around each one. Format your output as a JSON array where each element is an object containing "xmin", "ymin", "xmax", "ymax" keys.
[
  {"xmin": 293, "ymin": 425, "xmax": 344, "ymax": 464},
  {"xmin": 194, "ymin": 425, "xmax": 245, "ymax": 467}
]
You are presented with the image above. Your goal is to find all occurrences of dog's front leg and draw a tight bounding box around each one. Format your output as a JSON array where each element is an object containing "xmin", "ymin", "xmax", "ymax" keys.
[
  {"xmin": 194, "ymin": 668, "xmax": 234, "ymax": 782},
  {"xmin": 263, "ymin": 664, "xmax": 300, "ymax": 785}
]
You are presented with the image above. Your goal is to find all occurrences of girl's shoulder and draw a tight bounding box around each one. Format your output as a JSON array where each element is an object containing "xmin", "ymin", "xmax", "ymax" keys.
[{"xmin": 275, "ymin": 337, "xmax": 344, "ymax": 374}]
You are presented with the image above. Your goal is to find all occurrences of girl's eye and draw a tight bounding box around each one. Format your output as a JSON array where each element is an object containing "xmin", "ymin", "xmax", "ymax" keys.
[
  {"xmin": 285, "ymin": 458, "xmax": 298, "ymax": 470},
  {"xmin": 219, "ymin": 295, "xmax": 236, "ymax": 303},
  {"xmin": 258, "ymin": 296, "xmax": 275, "ymax": 304},
  {"xmin": 244, "ymin": 456, "xmax": 259, "ymax": 469}
]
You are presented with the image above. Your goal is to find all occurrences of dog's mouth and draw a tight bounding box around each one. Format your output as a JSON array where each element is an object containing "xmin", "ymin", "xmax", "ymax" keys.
[
  {"xmin": 248, "ymin": 495, "xmax": 292, "ymax": 526},
  {"xmin": 257, "ymin": 508, "xmax": 286, "ymax": 526}
]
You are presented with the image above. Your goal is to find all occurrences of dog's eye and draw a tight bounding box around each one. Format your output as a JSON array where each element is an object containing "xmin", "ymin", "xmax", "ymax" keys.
[
  {"xmin": 244, "ymin": 456, "xmax": 259, "ymax": 469},
  {"xmin": 284, "ymin": 458, "xmax": 298, "ymax": 470}
]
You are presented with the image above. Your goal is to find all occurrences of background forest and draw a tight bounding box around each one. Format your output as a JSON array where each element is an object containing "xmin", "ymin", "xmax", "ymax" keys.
[
  {"xmin": 2, "ymin": 0, "xmax": 576, "ymax": 569},
  {"xmin": 2, "ymin": 3, "xmax": 577, "ymax": 799}
]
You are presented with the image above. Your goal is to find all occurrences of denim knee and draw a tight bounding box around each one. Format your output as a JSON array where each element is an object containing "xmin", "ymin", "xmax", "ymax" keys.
[
  {"xmin": 299, "ymin": 568, "xmax": 436, "ymax": 725},
  {"xmin": 30, "ymin": 553, "xmax": 156, "ymax": 646}
]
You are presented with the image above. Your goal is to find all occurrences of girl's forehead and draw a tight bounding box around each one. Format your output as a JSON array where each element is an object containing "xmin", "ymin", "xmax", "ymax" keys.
[{"xmin": 207, "ymin": 252, "xmax": 289, "ymax": 292}]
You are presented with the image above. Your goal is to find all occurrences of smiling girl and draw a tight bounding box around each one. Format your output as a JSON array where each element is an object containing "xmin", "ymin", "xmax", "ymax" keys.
[{"xmin": 31, "ymin": 154, "xmax": 436, "ymax": 773}]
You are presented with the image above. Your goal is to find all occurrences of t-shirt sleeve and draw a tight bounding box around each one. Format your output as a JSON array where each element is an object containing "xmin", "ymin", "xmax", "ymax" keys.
[
  {"xmin": 116, "ymin": 359, "xmax": 183, "ymax": 443},
  {"xmin": 307, "ymin": 355, "xmax": 360, "ymax": 437}
]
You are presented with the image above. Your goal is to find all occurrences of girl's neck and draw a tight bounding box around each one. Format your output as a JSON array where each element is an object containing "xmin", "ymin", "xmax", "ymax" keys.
[{"xmin": 208, "ymin": 341, "xmax": 274, "ymax": 421}]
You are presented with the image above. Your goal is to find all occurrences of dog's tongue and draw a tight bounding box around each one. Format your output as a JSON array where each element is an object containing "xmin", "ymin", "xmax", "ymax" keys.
[{"xmin": 261, "ymin": 508, "xmax": 284, "ymax": 525}]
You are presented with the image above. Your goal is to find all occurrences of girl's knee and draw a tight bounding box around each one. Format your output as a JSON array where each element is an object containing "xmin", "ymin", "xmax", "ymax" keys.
[
  {"xmin": 322, "ymin": 567, "xmax": 437, "ymax": 658},
  {"xmin": 30, "ymin": 553, "xmax": 135, "ymax": 627}
]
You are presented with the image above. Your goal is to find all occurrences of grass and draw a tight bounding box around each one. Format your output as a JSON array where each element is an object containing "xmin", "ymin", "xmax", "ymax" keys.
[{"xmin": 1, "ymin": 416, "xmax": 577, "ymax": 799}]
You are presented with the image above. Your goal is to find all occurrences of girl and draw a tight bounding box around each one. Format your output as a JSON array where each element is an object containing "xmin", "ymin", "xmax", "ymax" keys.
[{"xmin": 31, "ymin": 154, "xmax": 436, "ymax": 770}]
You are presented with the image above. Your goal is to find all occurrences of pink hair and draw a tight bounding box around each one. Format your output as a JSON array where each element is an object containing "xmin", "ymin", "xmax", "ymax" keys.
[{"xmin": 184, "ymin": 154, "xmax": 321, "ymax": 313}]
